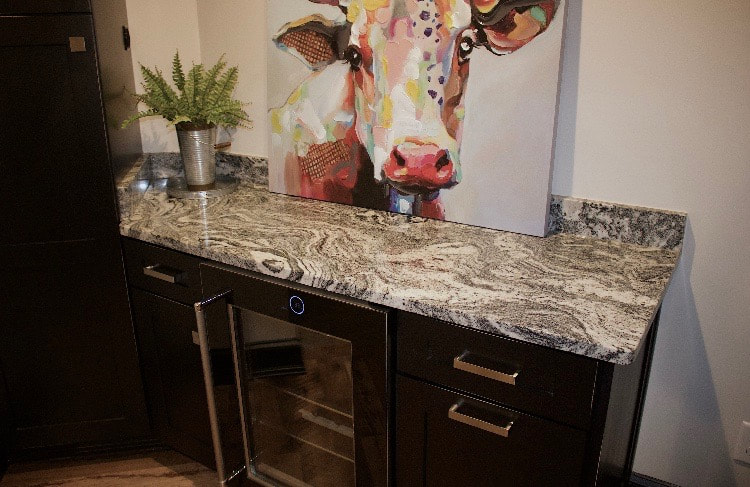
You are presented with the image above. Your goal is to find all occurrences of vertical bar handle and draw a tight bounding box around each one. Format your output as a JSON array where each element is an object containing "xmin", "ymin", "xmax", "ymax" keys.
[
  {"xmin": 194, "ymin": 290, "xmax": 233, "ymax": 485},
  {"xmin": 228, "ymin": 306, "xmax": 254, "ymax": 480}
]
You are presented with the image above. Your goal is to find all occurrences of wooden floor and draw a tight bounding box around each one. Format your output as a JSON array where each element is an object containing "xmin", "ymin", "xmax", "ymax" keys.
[{"xmin": 0, "ymin": 450, "xmax": 216, "ymax": 486}]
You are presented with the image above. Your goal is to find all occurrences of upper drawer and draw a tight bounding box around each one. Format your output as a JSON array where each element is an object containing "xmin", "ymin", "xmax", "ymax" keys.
[
  {"xmin": 122, "ymin": 238, "xmax": 202, "ymax": 305},
  {"xmin": 397, "ymin": 312, "xmax": 600, "ymax": 430}
]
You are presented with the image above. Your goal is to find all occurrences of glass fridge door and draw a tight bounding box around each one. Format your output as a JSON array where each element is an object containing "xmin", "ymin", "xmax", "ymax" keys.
[
  {"xmin": 236, "ymin": 310, "xmax": 356, "ymax": 486},
  {"xmin": 199, "ymin": 263, "xmax": 391, "ymax": 487}
]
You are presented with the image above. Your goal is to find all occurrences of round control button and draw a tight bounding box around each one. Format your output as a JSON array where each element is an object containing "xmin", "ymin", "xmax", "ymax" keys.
[{"xmin": 289, "ymin": 295, "xmax": 305, "ymax": 315}]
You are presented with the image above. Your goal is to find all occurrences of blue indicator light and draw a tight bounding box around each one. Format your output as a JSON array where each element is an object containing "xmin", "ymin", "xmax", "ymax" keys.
[{"xmin": 289, "ymin": 295, "xmax": 305, "ymax": 315}]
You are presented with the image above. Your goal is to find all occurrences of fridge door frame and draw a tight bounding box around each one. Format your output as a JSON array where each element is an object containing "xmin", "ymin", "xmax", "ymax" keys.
[{"xmin": 199, "ymin": 262, "xmax": 393, "ymax": 487}]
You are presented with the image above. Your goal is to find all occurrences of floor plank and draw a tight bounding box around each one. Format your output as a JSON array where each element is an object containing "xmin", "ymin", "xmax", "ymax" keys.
[{"xmin": 0, "ymin": 450, "xmax": 216, "ymax": 486}]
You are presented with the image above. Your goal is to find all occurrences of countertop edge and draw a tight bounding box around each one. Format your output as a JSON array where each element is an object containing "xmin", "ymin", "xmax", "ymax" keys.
[{"xmin": 120, "ymin": 225, "xmax": 681, "ymax": 365}]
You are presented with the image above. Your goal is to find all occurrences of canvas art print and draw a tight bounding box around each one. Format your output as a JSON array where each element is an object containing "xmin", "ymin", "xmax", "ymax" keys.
[{"xmin": 268, "ymin": 0, "xmax": 566, "ymax": 236}]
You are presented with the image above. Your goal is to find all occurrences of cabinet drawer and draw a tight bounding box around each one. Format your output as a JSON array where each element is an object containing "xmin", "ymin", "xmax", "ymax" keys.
[
  {"xmin": 398, "ymin": 376, "xmax": 588, "ymax": 487},
  {"xmin": 122, "ymin": 238, "xmax": 202, "ymax": 304},
  {"xmin": 397, "ymin": 312, "xmax": 599, "ymax": 430}
]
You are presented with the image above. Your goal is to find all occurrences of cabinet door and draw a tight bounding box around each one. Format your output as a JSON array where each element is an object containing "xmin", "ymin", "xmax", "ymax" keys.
[
  {"xmin": 0, "ymin": 239, "xmax": 149, "ymax": 451},
  {"xmin": 0, "ymin": 14, "xmax": 116, "ymax": 245},
  {"xmin": 130, "ymin": 289, "xmax": 215, "ymax": 468},
  {"xmin": 0, "ymin": 0, "xmax": 91, "ymax": 14},
  {"xmin": 397, "ymin": 376, "xmax": 588, "ymax": 487}
]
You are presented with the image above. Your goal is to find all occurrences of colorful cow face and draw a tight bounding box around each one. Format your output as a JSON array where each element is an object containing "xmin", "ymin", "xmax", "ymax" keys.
[
  {"xmin": 345, "ymin": 0, "xmax": 472, "ymax": 195},
  {"xmin": 273, "ymin": 0, "xmax": 558, "ymax": 214}
]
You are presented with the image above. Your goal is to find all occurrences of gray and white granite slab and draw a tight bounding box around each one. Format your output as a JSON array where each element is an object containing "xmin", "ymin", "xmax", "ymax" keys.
[
  {"xmin": 124, "ymin": 153, "xmax": 686, "ymax": 250},
  {"xmin": 549, "ymin": 195, "xmax": 686, "ymax": 251},
  {"xmin": 119, "ymin": 153, "xmax": 684, "ymax": 365}
]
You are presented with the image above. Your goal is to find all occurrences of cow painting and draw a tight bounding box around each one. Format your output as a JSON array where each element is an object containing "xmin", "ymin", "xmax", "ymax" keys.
[{"xmin": 268, "ymin": 0, "xmax": 565, "ymax": 234}]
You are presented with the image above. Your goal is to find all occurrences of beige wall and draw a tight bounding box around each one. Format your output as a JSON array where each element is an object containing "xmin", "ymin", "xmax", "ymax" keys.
[
  {"xmin": 552, "ymin": 1, "xmax": 750, "ymax": 485},
  {"xmin": 196, "ymin": 0, "xmax": 267, "ymax": 156},
  {"xmin": 125, "ymin": 0, "xmax": 202, "ymax": 152},
  {"xmin": 125, "ymin": 0, "xmax": 265, "ymax": 155}
]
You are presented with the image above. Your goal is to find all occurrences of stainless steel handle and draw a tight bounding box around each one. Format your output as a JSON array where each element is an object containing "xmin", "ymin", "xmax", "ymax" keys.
[
  {"xmin": 194, "ymin": 290, "xmax": 233, "ymax": 485},
  {"xmin": 448, "ymin": 403, "xmax": 513, "ymax": 438},
  {"xmin": 228, "ymin": 306, "xmax": 253, "ymax": 480},
  {"xmin": 453, "ymin": 351, "xmax": 519, "ymax": 386},
  {"xmin": 143, "ymin": 264, "xmax": 185, "ymax": 284}
]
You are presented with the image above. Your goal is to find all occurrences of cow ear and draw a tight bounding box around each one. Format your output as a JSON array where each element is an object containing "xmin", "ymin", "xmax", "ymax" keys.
[
  {"xmin": 273, "ymin": 14, "xmax": 350, "ymax": 71},
  {"xmin": 474, "ymin": 1, "xmax": 558, "ymax": 55}
]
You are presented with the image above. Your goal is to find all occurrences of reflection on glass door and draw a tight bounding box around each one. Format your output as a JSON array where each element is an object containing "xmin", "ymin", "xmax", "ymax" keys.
[{"xmin": 238, "ymin": 309, "xmax": 355, "ymax": 487}]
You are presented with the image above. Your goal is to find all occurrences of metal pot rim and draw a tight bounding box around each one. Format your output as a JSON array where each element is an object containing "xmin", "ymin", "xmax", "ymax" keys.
[{"xmin": 176, "ymin": 121, "xmax": 216, "ymax": 131}]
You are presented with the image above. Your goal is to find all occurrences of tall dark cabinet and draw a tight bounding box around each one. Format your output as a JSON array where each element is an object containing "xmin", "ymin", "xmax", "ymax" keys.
[{"xmin": 0, "ymin": 0, "xmax": 148, "ymax": 458}]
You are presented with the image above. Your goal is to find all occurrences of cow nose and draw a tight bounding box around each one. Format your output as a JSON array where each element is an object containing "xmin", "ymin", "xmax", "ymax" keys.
[{"xmin": 384, "ymin": 144, "xmax": 455, "ymax": 192}]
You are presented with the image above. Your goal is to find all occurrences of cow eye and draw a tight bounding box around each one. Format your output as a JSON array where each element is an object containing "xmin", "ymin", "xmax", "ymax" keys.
[
  {"xmin": 458, "ymin": 34, "xmax": 475, "ymax": 64},
  {"xmin": 344, "ymin": 45, "xmax": 362, "ymax": 71}
]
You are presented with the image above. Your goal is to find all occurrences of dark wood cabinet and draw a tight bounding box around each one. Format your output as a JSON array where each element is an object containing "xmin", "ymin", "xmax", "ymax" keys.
[
  {"xmin": 130, "ymin": 290, "xmax": 215, "ymax": 468},
  {"xmin": 395, "ymin": 311, "xmax": 658, "ymax": 486},
  {"xmin": 397, "ymin": 376, "xmax": 588, "ymax": 487},
  {"xmin": 0, "ymin": 0, "xmax": 91, "ymax": 15},
  {"xmin": 0, "ymin": 12, "xmax": 148, "ymax": 457},
  {"xmin": 123, "ymin": 238, "xmax": 215, "ymax": 468},
  {"xmin": 0, "ymin": 14, "xmax": 116, "ymax": 245},
  {"xmin": 120, "ymin": 238, "xmax": 659, "ymax": 486},
  {"xmin": 0, "ymin": 240, "xmax": 149, "ymax": 453}
]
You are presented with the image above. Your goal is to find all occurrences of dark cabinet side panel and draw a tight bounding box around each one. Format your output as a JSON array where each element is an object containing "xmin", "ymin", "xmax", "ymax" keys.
[
  {"xmin": 0, "ymin": 239, "xmax": 149, "ymax": 451},
  {"xmin": 0, "ymin": 14, "xmax": 117, "ymax": 245},
  {"xmin": 0, "ymin": 0, "xmax": 91, "ymax": 14},
  {"xmin": 0, "ymin": 363, "xmax": 10, "ymax": 473}
]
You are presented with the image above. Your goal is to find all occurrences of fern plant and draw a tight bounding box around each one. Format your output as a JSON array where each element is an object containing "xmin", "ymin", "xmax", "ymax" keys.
[{"xmin": 122, "ymin": 52, "xmax": 251, "ymax": 129}]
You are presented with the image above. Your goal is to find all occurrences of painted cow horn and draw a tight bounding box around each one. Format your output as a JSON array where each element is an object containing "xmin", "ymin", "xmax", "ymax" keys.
[
  {"xmin": 308, "ymin": 0, "xmax": 349, "ymax": 13},
  {"xmin": 472, "ymin": 0, "xmax": 558, "ymax": 26}
]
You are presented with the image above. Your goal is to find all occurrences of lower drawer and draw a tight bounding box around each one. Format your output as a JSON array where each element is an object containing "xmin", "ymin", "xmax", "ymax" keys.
[{"xmin": 397, "ymin": 375, "xmax": 588, "ymax": 487}]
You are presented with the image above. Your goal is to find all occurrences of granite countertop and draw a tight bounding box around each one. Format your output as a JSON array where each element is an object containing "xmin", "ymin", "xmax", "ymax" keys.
[{"xmin": 118, "ymin": 154, "xmax": 685, "ymax": 365}]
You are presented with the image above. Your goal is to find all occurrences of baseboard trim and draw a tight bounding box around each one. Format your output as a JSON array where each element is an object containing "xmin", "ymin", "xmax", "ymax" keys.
[{"xmin": 631, "ymin": 472, "xmax": 682, "ymax": 487}]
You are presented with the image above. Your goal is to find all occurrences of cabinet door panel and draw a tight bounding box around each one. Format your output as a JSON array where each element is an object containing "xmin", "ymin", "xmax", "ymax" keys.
[
  {"xmin": 0, "ymin": 14, "xmax": 116, "ymax": 245},
  {"xmin": 130, "ymin": 290, "xmax": 215, "ymax": 468},
  {"xmin": 422, "ymin": 379, "xmax": 587, "ymax": 487},
  {"xmin": 0, "ymin": 239, "xmax": 149, "ymax": 450},
  {"xmin": 395, "ymin": 376, "xmax": 425, "ymax": 487}
]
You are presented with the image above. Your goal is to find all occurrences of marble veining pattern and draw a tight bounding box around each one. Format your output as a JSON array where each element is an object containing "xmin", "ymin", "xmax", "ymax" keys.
[
  {"xmin": 549, "ymin": 195, "xmax": 686, "ymax": 251},
  {"xmin": 130, "ymin": 153, "xmax": 686, "ymax": 250},
  {"xmin": 120, "ymin": 162, "xmax": 682, "ymax": 364}
]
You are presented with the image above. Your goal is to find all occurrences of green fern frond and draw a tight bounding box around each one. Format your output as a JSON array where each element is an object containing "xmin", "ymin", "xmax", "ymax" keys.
[
  {"xmin": 121, "ymin": 109, "xmax": 159, "ymax": 128},
  {"xmin": 123, "ymin": 51, "xmax": 251, "ymax": 129},
  {"xmin": 172, "ymin": 52, "xmax": 185, "ymax": 91},
  {"xmin": 201, "ymin": 54, "xmax": 226, "ymax": 110},
  {"xmin": 208, "ymin": 66, "xmax": 238, "ymax": 109}
]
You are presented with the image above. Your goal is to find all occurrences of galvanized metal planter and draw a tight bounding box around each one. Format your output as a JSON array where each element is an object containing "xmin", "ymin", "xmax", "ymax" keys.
[{"xmin": 176, "ymin": 122, "xmax": 217, "ymax": 189}]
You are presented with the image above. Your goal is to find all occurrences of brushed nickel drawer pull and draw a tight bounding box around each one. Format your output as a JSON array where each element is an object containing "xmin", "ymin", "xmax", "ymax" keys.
[
  {"xmin": 449, "ymin": 403, "xmax": 513, "ymax": 437},
  {"xmin": 454, "ymin": 351, "xmax": 519, "ymax": 386},
  {"xmin": 143, "ymin": 264, "xmax": 185, "ymax": 284}
]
